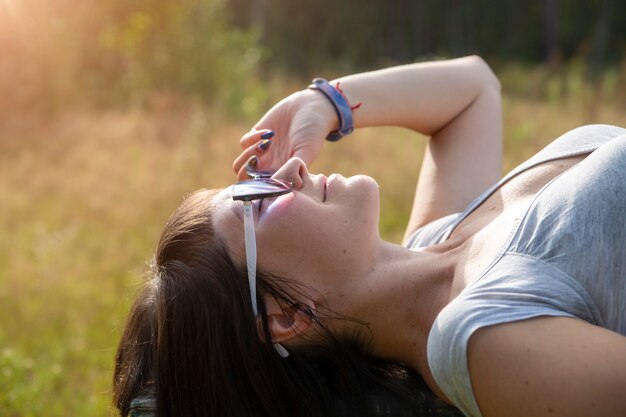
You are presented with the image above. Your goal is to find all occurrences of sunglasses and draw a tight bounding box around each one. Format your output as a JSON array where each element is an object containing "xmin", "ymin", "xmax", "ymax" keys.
[{"xmin": 232, "ymin": 172, "xmax": 293, "ymax": 358}]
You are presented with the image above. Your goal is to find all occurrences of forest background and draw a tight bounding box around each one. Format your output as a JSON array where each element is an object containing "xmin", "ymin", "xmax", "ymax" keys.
[{"xmin": 0, "ymin": 0, "xmax": 624, "ymax": 415}]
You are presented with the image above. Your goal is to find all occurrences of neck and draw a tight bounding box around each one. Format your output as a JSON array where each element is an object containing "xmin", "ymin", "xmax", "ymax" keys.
[{"xmin": 327, "ymin": 239, "xmax": 460, "ymax": 399}]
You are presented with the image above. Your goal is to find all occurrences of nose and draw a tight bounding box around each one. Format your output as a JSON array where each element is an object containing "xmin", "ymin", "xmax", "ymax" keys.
[{"xmin": 272, "ymin": 157, "xmax": 309, "ymax": 190}]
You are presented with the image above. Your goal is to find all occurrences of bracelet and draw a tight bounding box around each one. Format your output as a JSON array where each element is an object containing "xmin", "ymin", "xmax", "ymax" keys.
[{"xmin": 308, "ymin": 78, "xmax": 354, "ymax": 141}]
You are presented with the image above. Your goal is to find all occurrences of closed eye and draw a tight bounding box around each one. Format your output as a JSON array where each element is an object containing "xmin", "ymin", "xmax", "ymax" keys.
[
  {"xmin": 253, "ymin": 199, "xmax": 263, "ymax": 214},
  {"xmin": 258, "ymin": 197, "xmax": 277, "ymax": 214}
]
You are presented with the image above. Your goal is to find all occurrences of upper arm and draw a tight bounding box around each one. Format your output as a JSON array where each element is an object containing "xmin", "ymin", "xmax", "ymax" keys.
[
  {"xmin": 404, "ymin": 57, "xmax": 503, "ymax": 241},
  {"xmin": 467, "ymin": 317, "xmax": 626, "ymax": 417}
]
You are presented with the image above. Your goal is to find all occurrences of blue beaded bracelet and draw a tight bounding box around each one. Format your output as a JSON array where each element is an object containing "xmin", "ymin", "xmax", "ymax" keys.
[{"xmin": 308, "ymin": 78, "xmax": 354, "ymax": 141}]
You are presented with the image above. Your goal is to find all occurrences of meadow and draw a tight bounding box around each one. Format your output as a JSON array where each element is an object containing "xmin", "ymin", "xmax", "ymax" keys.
[{"xmin": 0, "ymin": 65, "xmax": 624, "ymax": 416}]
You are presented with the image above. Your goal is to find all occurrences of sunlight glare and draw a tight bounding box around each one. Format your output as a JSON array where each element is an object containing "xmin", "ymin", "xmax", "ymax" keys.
[{"xmin": 0, "ymin": 0, "xmax": 23, "ymax": 23}]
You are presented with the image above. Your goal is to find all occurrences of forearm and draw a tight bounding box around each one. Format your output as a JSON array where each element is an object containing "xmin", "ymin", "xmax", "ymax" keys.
[
  {"xmin": 235, "ymin": 56, "xmax": 502, "ymax": 188},
  {"xmin": 329, "ymin": 55, "xmax": 500, "ymax": 135}
]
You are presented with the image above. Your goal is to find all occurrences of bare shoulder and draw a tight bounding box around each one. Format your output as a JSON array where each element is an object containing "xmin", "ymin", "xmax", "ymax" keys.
[{"xmin": 467, "ymin": 317, "xmax": 626, "ymax": 417}]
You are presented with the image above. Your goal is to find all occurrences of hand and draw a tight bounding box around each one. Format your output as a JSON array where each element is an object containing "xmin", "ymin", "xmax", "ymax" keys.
[{"xmin": 232, "ymin": 89, "xmax": 337, "ymax": 180}]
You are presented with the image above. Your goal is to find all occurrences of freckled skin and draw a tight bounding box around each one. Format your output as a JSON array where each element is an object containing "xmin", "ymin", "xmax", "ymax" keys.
[
  {"xmin": 213, "ymin": 159, "xmax": 381, "ymax": 294},
  {"xmin": 227, "ymin": 60, "xmax": 626, "ymax": 417},
  {"xmin": 262, "ymin": 193, "xmax": 295, "ymax": 218},
  {"xmin": 469, "ymin": 316, "xmax": 626, "ymax": 417}
]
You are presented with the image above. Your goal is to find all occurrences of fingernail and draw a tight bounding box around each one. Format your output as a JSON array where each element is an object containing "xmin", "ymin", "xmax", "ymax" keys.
[
  {"xmin": 257, "ymin": 139, "xmax": 272, "ymax": 151},
  {"xmin": 246, "ymin": 155, "xmax": 258, "ymax": 169},
  {"xmin": 261, "ymin": 130, "xmax": 275, "ymax": 140}
]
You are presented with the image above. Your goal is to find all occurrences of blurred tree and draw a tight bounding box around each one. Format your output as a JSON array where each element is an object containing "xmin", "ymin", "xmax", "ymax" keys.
[
  {"xmin": 1, "ymin": 0, "xmax": 624, "ymax": 117},
  {"xmin": 99, "ymin": 0, "xmax": 265, "ymax": 110},
  {"xmin": 588, "ymin": 0, "xmax": 615, "ymax": 74},
  {"xmin": 227, "ymin": 0, "xmax": 625, "ymax": 74},
  {"xmin": 543, "ymin": 0, "xmax": 560, "ymax": 65}
]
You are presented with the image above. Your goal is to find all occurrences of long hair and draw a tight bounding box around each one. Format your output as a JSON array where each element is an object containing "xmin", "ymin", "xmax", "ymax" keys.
[{"xmin": 113, "ymin": 189, "xmax": 459, "ymax": 417}]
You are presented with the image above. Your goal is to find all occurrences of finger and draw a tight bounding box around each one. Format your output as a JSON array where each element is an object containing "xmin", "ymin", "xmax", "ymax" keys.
[
  {"xmin": 236, "ymin": 154, "xmax": 277, "ymax": 181},
  {"xmin": 240, "ymin": 129, "xmax": 274, "ymax": 149},
  {"xmin": 232, "ymin": 138, "xmax": 273, "ymax": 174},
  {"xmin": 236, "ymin": 157, "xmax": 253, "ymax": 181},
  {"xmin": 232, "ymin": 146, "xmax": 257, "ymax": 174}
]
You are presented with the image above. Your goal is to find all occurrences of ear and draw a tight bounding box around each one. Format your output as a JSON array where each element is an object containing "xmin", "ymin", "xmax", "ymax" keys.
[{"xmin": 261, "ymin": 296, "xmax": 317, "ymax": 344}]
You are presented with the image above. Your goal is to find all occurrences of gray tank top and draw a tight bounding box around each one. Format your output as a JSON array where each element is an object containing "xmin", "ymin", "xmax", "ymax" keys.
[{"xmin": 405, "ymin": 124, "xmax": 626, "ymax": 417}]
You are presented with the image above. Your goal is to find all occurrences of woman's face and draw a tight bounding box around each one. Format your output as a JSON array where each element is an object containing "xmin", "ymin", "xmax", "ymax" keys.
[{"xmin": 212, "ymin": 157, "xmax": 381, "ymax": 292}]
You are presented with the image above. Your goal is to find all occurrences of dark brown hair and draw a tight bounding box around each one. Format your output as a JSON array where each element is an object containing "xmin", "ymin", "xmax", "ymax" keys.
[{"xmin": 113, "ymin": 189, "xmax": 460, "ymax": 417}]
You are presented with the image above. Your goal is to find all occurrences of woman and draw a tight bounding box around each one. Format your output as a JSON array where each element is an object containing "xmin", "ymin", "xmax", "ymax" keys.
[{"xmin": 113, "ymin": 56, "xmax": 626, "ymax": 417}]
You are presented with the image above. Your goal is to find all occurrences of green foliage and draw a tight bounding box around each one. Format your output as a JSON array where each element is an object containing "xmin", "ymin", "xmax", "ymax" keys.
[
  {"xmin": 0, "ymin": 0, "xmax": 266, "ymax": 117},
  {"xmin": 0, "ymin": 342, "xmax": 69, "ymax": 417},
  {"xmin": 0, "ymin": 67, "xmax": 624, "ymax": 416},
  {"xmin": 99, "ymin": 0, "xmax": 266, "ymax": 114},
  {"xmin": 0, "ymin": 2, "xmax": 624, "ymax": 415},
  {"xmin": 1, "ymin": 0, "xmax": 623, "ymax": 118}
]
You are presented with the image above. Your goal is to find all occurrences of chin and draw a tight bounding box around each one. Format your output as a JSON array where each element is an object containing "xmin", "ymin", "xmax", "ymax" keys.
[
  {"xmin": 347, "ymin": 174, "xmax": 379, "ymax": 190},
  {"xmin": 349, "ymin": 174, "xmax": 380, "ymax": 213}
]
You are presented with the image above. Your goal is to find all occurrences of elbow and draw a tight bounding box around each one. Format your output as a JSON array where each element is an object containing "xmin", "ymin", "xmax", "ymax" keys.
[{"xmin": 468, "ymin": 55, "xmax": 501, "ymax": 92}]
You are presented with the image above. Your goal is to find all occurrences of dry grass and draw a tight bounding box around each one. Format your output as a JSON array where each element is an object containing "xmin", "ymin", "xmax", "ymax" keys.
[{"xmin": 0, "ymin": 78, "xmax": 624, "ymax": 416}]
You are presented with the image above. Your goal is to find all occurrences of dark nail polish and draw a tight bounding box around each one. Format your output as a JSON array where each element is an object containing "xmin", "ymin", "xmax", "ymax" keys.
[
  {"xmin": 257, "ymin": 139, "xmax": 272, "ymax": 151},
  {"xmin": 246, "ymin": 155, "xmax": 258, "ymax": 169},
  {"xmin": 261, "ymin": 130, "xmax": 275, "ymax": 140}
]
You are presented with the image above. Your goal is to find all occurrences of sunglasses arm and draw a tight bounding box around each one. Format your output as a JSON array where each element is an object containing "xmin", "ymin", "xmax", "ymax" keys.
[
  {"xmin": 243, "ymin": 202, "xmax": 290, "ymax": 358},
  {"xmin": 243, "ymin": 202, "xmax": 259, "ymax": 316}
]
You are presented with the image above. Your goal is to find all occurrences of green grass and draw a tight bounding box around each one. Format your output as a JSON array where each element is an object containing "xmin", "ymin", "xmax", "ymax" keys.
[{"xmin": 0, "ymin": 66, "xmax": 624, "ymax": 416}]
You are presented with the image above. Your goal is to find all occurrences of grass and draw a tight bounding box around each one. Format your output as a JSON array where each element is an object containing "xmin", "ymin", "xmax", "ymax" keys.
[{"xmin": 0, "ymin": 66, "xmax": 624, "ymax": 416}]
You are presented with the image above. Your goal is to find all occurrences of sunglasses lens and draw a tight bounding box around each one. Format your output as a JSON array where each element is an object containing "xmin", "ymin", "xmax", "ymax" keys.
[{"xmin": 232, "ymin": 178, "xmax": 292, "ymax": 201}]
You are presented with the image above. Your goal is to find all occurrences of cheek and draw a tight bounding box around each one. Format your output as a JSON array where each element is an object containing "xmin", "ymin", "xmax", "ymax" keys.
[{"xmin": 262, "ymin": 193, "xmax": 295, "ymax": 219}]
